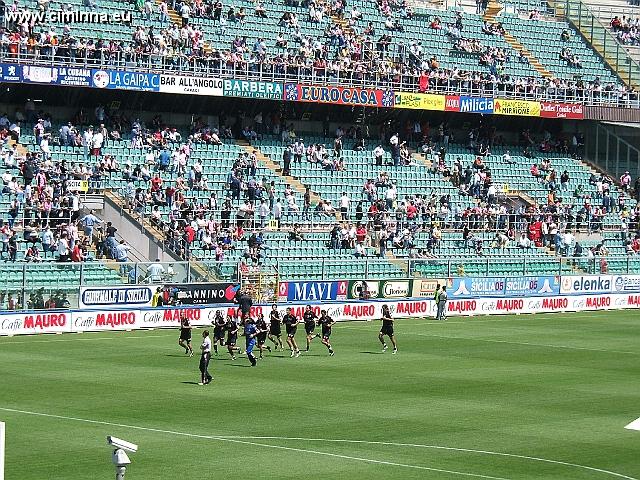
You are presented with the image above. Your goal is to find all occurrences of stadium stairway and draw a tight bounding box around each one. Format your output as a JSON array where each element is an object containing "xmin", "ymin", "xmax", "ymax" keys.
[
  {"xmin": 235, "ymin": 140, "xmax": 338, "ymax": 221},
  {"xmin": 158, "ymin": 0, "xmax": 214, "ymax": 54},
  {"xmin": 547, "ymin": 0, "xmax": 640, "ymax": 90},
  {"xmin": 153, "ymin": 0, "xmax": 182, "ymax": 25},
  {"xmin": 486, "ymin": 2, "xmax": 553, "ymax": 78}
]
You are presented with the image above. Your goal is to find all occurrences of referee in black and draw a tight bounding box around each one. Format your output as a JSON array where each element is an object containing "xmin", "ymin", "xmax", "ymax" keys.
[{"xmin": 198, "ymin": 330, "xmax": 213, "ymax": 386}]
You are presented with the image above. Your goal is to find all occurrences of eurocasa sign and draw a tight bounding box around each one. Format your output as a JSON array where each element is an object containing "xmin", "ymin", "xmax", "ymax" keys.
[
  {"xmin": 459, "ymin": 96, "xmax": 494, "ymax": 114},
  {"xmin": 539, "ymin": 102, "xmax": 584, "ymax": 119},
  {"xmin": 284, "ymin": 83, "xmax": 395, "ymax": 108}
]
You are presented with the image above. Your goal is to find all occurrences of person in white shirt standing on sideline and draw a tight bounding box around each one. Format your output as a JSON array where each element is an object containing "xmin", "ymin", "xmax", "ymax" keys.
[{"xmin": 198, "ymin": 330, "xmax": 213, "ymax": 385}]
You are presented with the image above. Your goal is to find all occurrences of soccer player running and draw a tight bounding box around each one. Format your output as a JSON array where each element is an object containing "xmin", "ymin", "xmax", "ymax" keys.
[
  {"xmin": 303, "ymin": 305, "xmax": 318, "ymax": 351},
  {"xmin": 198, "ymin": 330, "xmax": 213, "ymax": 385},
  {"xmin": 178, "ymin": 314, "xmax": 194, "ymax": 357},
  {"xmin": 436, "ymin": 285, "xmax": 448, "ymax": 321},
  {"xmin": 225, "ymin": 314, "xmax": 243, "ymax": 360},
  {"xmin": 282, "ymin": 307, "xmax": 301, "ymax": 357},
  {"xmin": 268, "ymin": 304, "xmax": 284, "ymax": 350},
  {"xmin": 255, "ymin": 313, "xmax": 272, "ymax": 358},
  {"xmin": 317, "ymin": 309, "xmax": 335, "ymax": 356},
  {"xmin": 378, "ymin": 304, "xmax": 398, "ymax": 354},
  {"xmin": 242, "ymin": 317, "xmax": 258, "ymax": 366},
  {"xmin": 211, "ymin": 310, "xmax": 226, "ymax": 355}
]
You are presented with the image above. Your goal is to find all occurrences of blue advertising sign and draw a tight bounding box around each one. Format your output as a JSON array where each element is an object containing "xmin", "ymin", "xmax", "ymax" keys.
[
  {"xmin": 277, "ymin": 280, "xmax": 348, "ymax": 302},
  {"xmin": 459, "ymin": 96, "xmax": 494, "ymax": 114},
  {"xmin": 91, "ymin": 69, "xmax": 160, "ymax": 91},
  {"xmin": 0, "ymin": 63, "xmax": 21, "ymax": 82},
  {"xmin": 449, "ymin": 277, "xmax": 505, "ymax": 298},
  {"xmin": 612, "ymin": 275, "xmax": 640, "ymax": 293},
  {"xmin": 223, "ymin": 79, "xmax": 283, "ymax": 99},
  {"xmin": 79, "ymin": 286, "xmax": 155, "ymax": 308},
  {"xmin": 21, "ymin": 65, "xmax": 92, "ymax": 86},
  {"xmin": 504, "ymin": 276, "xmax": 560, "ymax": 297}
]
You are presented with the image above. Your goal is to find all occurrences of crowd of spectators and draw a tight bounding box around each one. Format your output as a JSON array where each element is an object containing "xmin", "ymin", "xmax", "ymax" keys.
[
  {"xmin": 611, "ymin": 15, "xmax": 639, "ymax": 46},
  {"xmin": 0, "ymin": 0, "xmax": 637, "ymax": 105},
  {"xmin": 3, "ymin": 98, "xmax": 640, "ymax": 275}
]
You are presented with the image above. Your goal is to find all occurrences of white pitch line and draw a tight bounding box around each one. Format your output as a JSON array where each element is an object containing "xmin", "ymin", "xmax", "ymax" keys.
[
  {"xmin": 0, "ymin": 408, "xmax": 636, "ymax": 480},
  {"xmin": 0, "ymin": 407, "xmax": 506, "ymax": 480},
  {"xmin": 625, "ymin": 418, "xmax": 640, "ymax": 432},
  {"xmin": 217, "ymin": 436, "xmax": 639, "ymax": 480},
  {"xmin": 0, "ymin": 333, "xmax": 174, "ymax": 346}
]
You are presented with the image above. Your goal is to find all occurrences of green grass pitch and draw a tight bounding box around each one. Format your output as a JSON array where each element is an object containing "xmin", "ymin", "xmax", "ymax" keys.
[{"xmin": 0, "ymin": 311, "xmax": 639, "ymax": 479}]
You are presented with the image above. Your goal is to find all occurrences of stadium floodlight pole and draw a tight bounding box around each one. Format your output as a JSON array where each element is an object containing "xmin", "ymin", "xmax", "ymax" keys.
[{"xmin": 107, "ymin": 436, "xmax": 138, "ymax": 480}]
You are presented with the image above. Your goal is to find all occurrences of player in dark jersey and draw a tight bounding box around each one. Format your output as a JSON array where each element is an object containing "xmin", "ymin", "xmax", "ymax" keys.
[
  {"xmin": 268, "ymin": 304, "xmax": 283, "ymax": 350},
  {"xmin": 255, "ymin": 313, "xmax": 271, "ymax": 359},
  {"xmin": 211, "ymin": 310, "xmax": 227, "ymax": 355},
  {"xmin": 241, "ymin": 318, "xmax": 258, "ymax": 366},
  {"xmin": 282, "ymin": 307, "xmax": 300, "ymax": 358},
  {"xmin": 378, "ymin": 304, "xmax": 397, "ymax": 354},
  {"xmin": 317, "ymin": 309, "xmax": 335, "ymax": 356},
  {"xmin": 225, "ymin": 314, "xmax": 243, "ymax": 360},
  {"xmin": 303, "ymin": 305, "xmax": 318, "ymax": 351},
  {"xmin": 178, "ymin": 315, "xmax": 193, "ymax": 357}
]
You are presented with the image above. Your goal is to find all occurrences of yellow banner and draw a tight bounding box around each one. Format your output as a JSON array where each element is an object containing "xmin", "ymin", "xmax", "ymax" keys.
[
  {"xmin": 494, "ymin": 99, "xmax": 540, "ymax": 117},
  {"xmin": 394, "ymin": 92, "xmax": 446, "ymax": 111}
]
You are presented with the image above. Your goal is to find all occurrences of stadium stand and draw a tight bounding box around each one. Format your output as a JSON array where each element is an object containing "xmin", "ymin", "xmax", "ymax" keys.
[
  {"xmin": 2, "ymin": 0, "xmax": 639, "ymax": 104},
  {"xmin": 2, "ymin": 99, "xmax": 638, "ymax": 305}
]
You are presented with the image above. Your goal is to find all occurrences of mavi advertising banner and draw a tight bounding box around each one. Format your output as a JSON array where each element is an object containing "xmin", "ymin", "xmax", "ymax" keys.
[{"xmin": 278, "ymin": 280, "xmax": 348, "ymax": 302}]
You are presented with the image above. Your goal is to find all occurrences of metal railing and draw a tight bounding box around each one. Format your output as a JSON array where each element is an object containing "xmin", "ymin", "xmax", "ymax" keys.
[
  {"xmin": 551, "ymin": 0, "xmax": 640, "ymax": 89},
  {"xmin": 1, "ymin": 255, "xmax": 637, "ymax": 310},
  {"xmin": 1, "ymin": 49, "xmax": 639, "ymax": 108}
]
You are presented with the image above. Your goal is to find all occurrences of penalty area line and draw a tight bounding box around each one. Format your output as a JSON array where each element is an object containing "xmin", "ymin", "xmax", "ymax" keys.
[{"xmin": 0, "ymin": 407, "xmax": 507, "ymax": 480}]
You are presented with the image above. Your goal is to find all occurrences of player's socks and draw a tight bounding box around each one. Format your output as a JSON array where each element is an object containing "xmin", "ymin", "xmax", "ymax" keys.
[
  {"xmin": 266, "ymin": 346, "xmax": 271, "ymax": 352},
  {"xmin": 295, "ymin": 350, "xmax": 301, "ymax": 358},
  {"xmin": 392, "ymin": 348, "xmax": 397, "ymax": 354},
  {"xmin": 382, "ymin": 343, "xmax": 388, "ymax": 351},
  {"xmin": 213, "ymin": 345, "xmax": 218, "ymax": 354}
]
